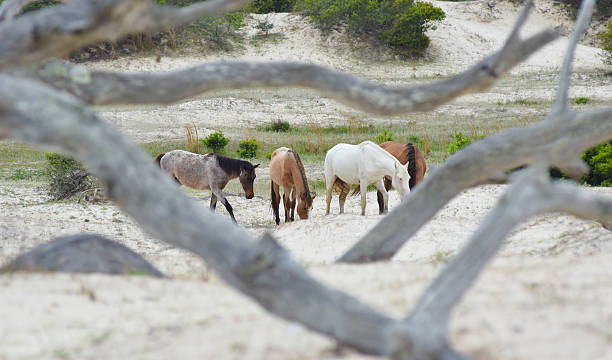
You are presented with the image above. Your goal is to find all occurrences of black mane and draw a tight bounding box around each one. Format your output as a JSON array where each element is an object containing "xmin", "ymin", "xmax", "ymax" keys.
[{"xmin": 214, "ymin": 153, "xmax": 253, "ymax": 175}]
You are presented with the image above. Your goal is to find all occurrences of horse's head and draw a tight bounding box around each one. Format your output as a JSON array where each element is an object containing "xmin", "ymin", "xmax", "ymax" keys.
[
  {"xmin": 391, "ymin": 161, "xmax": 411, "ymax": 199},
  {"xmin": 296, "ymin": 192, "xmax": 317, "ymax": 219},
  {"xmin": 239, "ymin": 162, "xmax": 259, "ymax": 199}
]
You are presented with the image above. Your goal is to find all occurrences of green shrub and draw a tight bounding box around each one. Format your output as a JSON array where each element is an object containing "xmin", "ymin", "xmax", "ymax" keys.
[
  {"xmin": 247, "ymin": 0, "xmax": 296, "ymax": 13},
  {"xmin": 374, "ymin": 129, "xmax": 394, "ymax": 143},
  {"xmin": 238, "ymin": 138, "xmax": 260, "ymax": 158},
  {"xmin": 263, "ymin": 120, "xmax": 291, "ymax": 132},
  {"xmin": 582, "ymin": 142, "xmax": 612, "ymax": 186},
  {"xmin": 44, "ymin": 153, "xmax": 97, "ymax": 200},
  {"xmin": 447, "ymin": 131, "xmax": 472, "ymax": 155},
  {"xmin": 201, "ymin": 130, "xmax": 230, "ymax": 153},
  {"xmin": 574, "ymin": 97, "xmax": 591, "ymax": 104},
  {"xmin": 295, "ymin": 0, "xmax": 445, "ymax": 58},
  {"xmin": 407, "ymin": 134, "xmax": 425, "ymax": 148},
  {"xmin": 600, "ymin": 19, "xmax": 612, "ymax": 67},
  {"xmin": 382, "ymin": 1, "xmax": 446, "ymax": 57}
]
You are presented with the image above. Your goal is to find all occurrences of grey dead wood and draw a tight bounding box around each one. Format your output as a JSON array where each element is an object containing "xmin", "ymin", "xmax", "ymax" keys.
[
  {"xmin": 0, "ymin": 0, "xmax": 252, "ymax": 69},
  {"xmin": 0, "ymin": 0, "xmax": 610, "ymax": 358},
  {"xmin": 338, "ymin": 0, "xmax": 609, "ymax": 264},
  {"xmin": 0, "ymin": 234, "xmax": 165, "ymax": 277}
]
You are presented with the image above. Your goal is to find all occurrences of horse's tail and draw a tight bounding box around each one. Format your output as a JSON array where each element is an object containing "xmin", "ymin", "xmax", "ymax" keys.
[
  {"xmin": 405, "ymin": 143, "xmax": 416, "ymax": 189},
  {"xmin": 155, "ymin": 153, "xmax": 166, "ymax": 167}
]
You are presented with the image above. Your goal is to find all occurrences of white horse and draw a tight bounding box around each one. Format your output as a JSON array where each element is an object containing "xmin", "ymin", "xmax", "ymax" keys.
[{"xmin": 324, "ymin": 141, "xmax": 411, "ymax": 216}]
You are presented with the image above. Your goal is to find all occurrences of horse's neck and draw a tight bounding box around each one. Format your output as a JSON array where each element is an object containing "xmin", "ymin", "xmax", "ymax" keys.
[
  {"xmin": 363, "ymin": 143, "xmax": 399, "ymax": 176},
  {"xmin": 288, "ymin": 154, "xmax": 308, "ymax": 196}
]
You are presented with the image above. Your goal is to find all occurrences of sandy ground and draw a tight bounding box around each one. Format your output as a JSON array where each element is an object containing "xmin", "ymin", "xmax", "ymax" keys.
[{"xmin": 2, "ymin": 1, "xmax": 612, "ymax": 359}]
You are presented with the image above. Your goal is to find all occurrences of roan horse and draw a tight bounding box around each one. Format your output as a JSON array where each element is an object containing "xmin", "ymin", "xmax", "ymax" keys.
[
  {"xmin": 156, "ymin": 150, "xmax": 259, "ymax": 223},
  {"xmin": 324, "ymin": 141, "xmax": 410, "ymax": 216},
  {"xmin": 376, "ymin": 141, "xmax": 427, "ymax": 214},
  {"xmin": 269, "ymin": 147, "xmax": 316, "ymax": 225}
]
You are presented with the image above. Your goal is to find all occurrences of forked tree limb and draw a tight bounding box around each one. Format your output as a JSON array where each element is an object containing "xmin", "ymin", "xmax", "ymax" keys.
[
  {"xmin": 17, "ymin": 3, "xmax": 558, "ymax": 115},
  {"xmin": 338, "ymin": 0, "xmax": 604, "ymax": 263},
  {"xmin": 0, "ymin": 0, "xmax": 252, "ymax": 69},
  {"xmin": 405, "ymin": 165, "xmax": 612, "ymax": 331},
  {"xmin": 0, "ymin": 74, "xmax": 398, "ymax": 355},
  {"xmin": 551, "ymin": 0, "xmax": 595, "ymax": 116}
]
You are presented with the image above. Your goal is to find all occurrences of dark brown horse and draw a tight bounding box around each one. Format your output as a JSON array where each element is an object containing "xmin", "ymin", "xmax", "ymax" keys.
[
  {"xmin": 377, "ymin": 141, "xmax": 426, "ymax": 214},
  {"xmin": 269, "ymin": 147, "xmax": 316, "ymax": 225},
  {"xmin": 156, "ymin": 150, "xmax": 259, "ymax": 223}
]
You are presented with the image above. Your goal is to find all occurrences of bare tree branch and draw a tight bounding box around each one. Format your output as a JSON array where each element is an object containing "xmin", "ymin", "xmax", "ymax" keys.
[
  {"xmin": 0, "ymin": 74, "xmax": 401, "ymax": 355},
  {"xmin": 0, "ymin": 0, "xmax": 252, "ymax": 69},
  {"xmin": 21, "ymin": 22, "xmax": 555, "ymax": 115},
  {"xmin": 405, "ymin": 165, "xmax": 612, "ymax": 330},
  {"xmin": 551, "ymin": 0, "xmax": 595, "ymax": 116}
]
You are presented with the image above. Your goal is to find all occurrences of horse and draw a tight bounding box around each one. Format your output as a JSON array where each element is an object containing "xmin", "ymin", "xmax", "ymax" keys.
[
  {"xmin": 155, "ymin": 150, "xmax": 259, "ymax": 223},
  {"xmin": 269, "ymin": 147, "xmax": 316, "ymax": 225},
  {"xmin": 376, "ymin": 141, "xmax": 427, "ymax": 214},
  {"xmin": 324, "ymin": 141, "xmax": 410, "ymax": 216}
]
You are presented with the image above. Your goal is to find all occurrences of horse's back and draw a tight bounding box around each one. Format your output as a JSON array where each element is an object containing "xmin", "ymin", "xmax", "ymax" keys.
[
  {"xmin": 160, "ymin": 150, "xmax": 212, "ymax": 190},
  {"xmin": 325, "ymin": 143, "xmax": 361, "ymax": 184},
  {"xmin": 270, "ymin": 147, "xmax": 293, "ymax": 186}
]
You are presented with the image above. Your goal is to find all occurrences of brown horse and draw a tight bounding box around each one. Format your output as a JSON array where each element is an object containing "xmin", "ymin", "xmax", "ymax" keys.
[
  {"xmin": 269, "ymin": 147, "xmax": 316, "ymax": 225},
  {"xmin": 156, "ymin": 150, "xmax": 259, "ymax": 223},
  {"xmin": 377, "ymin": 141, "xmax": 426, "ymax": 214}
]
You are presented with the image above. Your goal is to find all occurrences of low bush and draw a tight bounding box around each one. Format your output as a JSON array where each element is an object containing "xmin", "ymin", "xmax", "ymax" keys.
[
  {"xmin": 374, "ymin": 129, "xmax": 394, "ymax": 144},
  {"xmin": 295, "ymin": 0, "xmax": 445, "ymax": 58},
  {"xmin": 574, "ymin": 97, "xmax": 591, "ymax": 104},
  {"xmin": 201, "ymin": 130, "xmax": 230, "ymax": 153},
  {"xmin": 261, "ymin": 120, "xmax": 291, "ymax": 132},
  {"xmin": 582, "ymin": 142, "xmax": 612, "ymax": 186},
  {"xmin": 447, "ymin": 132, "xmax": 472, "ymax": 155},
  {"xmin": 247, "ymin": 0, "xmax": 296, "ymax": 13},
  {"xmin": 238, "ymin": 138, "xmax": 260, "ymax": 158},
  {"xmin": 44, "ymin": 153, "xmax": 97, "ymax": 200}
]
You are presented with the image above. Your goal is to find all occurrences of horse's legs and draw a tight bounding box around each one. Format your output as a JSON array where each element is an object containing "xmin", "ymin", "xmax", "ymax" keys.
[
  {"xmin": 374, "ymin": 180, "xmax": 389, "ymax": 215},
  {"xmin": 210, "ymin": 194, "xmax": 218, "ymax": 211},
  {"xmin": 338, "ymin": 182, "xmax": 349, "ymax": 214},
  {"xmin": 289, "ymin": 187, "xmax": 297, "ymax": 221},
  {"xmin": 360, "ymin": 181, "xmax": 368, "ymax": 216},
  {"xmin": 211, "ymin": 186, "xmax": 236, "ymax": 223},
  {"xmin": 325, "ymin": 175, "xmax": 336, "ymax": 215},
  {"xmin": 377, "ymin": 176, "xmax": 392, "ymax": 214},
  {"xmin": 282, "ymin": 187, "xmax": 291, "ymax": 222},
  {"xmin": 271, "ymin": 182, "xmax": 281, "ymax": 225}
]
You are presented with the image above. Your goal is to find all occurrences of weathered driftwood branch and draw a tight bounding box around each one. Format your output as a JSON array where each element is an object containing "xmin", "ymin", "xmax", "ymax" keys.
[
  {"xmin": 338, "ymin": 0, "xmax": 604, "ymax": 263},
  {"xmin": 400, "ymin": 164, "xmax": 612, "ymax": 360},
  {"xmin": 0, "ymin": 75, "xmax": 397, "ymax": 355},
  {"xmin": 0, "ymin": 0, "xmax": 252, "ymax": 69},
  {"xmin": 17, "ymin": 3, "xmax": 557, "ymax": 115}
]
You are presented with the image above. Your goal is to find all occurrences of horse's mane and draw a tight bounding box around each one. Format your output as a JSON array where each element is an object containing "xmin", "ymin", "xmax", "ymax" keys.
[
  {"xmin": 289, "ymin": 149, "xmax": 312, "ymax": 203},
  {"xmin": 215, "ymin": 153, "xmax": 252, "ymax": 175},
  {"xmin": 405, "ymin": 143, "xmax": 417, "ymax": 189}
]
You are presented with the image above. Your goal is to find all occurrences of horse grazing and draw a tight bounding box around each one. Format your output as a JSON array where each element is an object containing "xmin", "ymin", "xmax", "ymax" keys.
[
  {"xmin": 156, "ymin": 150, "xmax": 259, "ymax": 223},
  {"xmin": 376, "ymin": 141, "xmax": 427, "ymax": 214},
  {"xmin": 324, "ymin": 141, "xmax": 410, "ymax": 216},
  {"xmin": 269, "ymin": 147, "xmax": 316, "ymax": 225}
]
